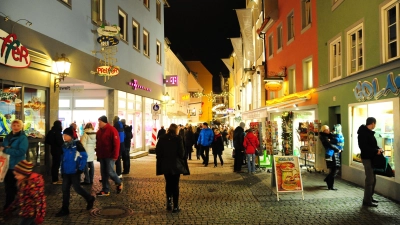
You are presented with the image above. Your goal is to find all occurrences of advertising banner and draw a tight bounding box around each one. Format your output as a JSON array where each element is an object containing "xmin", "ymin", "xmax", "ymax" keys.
[{"xmin": 273, "ymin": 156, "xmax": 304, "ymax": 201}]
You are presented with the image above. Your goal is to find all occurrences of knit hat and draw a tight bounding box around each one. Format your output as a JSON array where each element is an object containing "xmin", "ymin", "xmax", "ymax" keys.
[
  {"xmin": 321, "ymin": 125, "xmax": 329, "ymax": 132},
  {"xmin": 240, "ymin": 122, "xmax": 245, "ymax": 128},
  {"xmin": 14, "ymin": 160, "xmax": 33, "ymax": 176},
  {"xmin": 99, "ymin": 115, "xmax": 108, "ymax": 123},
  {"xmin": 63, "ymin": 127, "xmax": 74, "ymax": 138}
]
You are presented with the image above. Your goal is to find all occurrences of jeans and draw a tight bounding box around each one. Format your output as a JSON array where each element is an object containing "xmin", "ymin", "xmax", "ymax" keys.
[
  {"xmin": 213, "ymin": 153, "xmax": 223, "ymax": 166},
  {"xmin": 121, "ymin": 145, "xmax": 131, "ymax": 173},
  {"xmin": 362, "ymin": 159, "xmax": 376, "ymax": 204},
  {"xmin": 51, "ymin": 147, "xmax": 62, "ymax": 182},
  {"xmin": 61, "ymin": 173, "xmax": 92, "ymax": 211},
  {"xmin": 99, "ymin": 158, "xmax": 122, "ymax": 193},
  {"xmin": 164, "ymin": 174, "xmax": 180, "ymax": 208},
  {"xmin": 19, "ymin": 217, "xmax": 35, "ymax": 225},
  {"xmin": 115, "ymin": 143, "xmax": 125, "ymax": 176},
  {"xmin": 200, "ymin": 145, "xmax": 210, "ymax": 166},
  {"xmin": 83, "ymin": 161, "xmax": 94, "ymax": 183},
  {"xmin": 247, "ymin": 154, "xmax": 255, "ymax": 173},
  {"xmin": 3, "ymin": 169, "xmax": 17, "ymax": 210}
]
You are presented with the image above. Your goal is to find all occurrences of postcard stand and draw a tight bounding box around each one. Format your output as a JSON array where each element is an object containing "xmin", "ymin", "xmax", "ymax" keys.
[{"xmin": 273, "ymin": 155, "xmax": 304, "ymax": 201}]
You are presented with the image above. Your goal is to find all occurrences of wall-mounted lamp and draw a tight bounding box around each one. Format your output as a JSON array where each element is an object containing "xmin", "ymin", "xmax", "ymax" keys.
[
  {"xmin": 248, "ymin": 78, "xmax": 251, "ymax": 83},
  {"xmin": 258, "ymin": 32, "xmax": 266, "ymax": 39},
  {"xmin": 54, "ymin": 53, "xmax": 71, "ymax": 92},
  {"xmin": 170, "ymin": 98, "xmax": 176, "ymax": 104},
  {"xmin": 11, "ymin": 18, "xmax": 33, "ymax": 33},
  {"xmin": 293, "ymin": 104, "xmax": 298, "ymax": 108},
  {"xmin": 163, "ymin": 92, "xmax": 170, "ymax": 102}
]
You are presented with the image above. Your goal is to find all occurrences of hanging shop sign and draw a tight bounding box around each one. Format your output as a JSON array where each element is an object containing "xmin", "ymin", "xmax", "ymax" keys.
[
  {"xmin": 163, "ymin": 75, "xmax": 178, "ymax": 87},
  {"xmin": 97, "ymin": 35, "xmax": 119, "ymax": 47},
  {"xmin": 354, "ymin": 73, "xmax": 400, "ymax": 101},
  {"xmin": 0, "ymin": 29, "xmax": 30, "ymax": 68},
  {"xmin": 127, "ymin": 79, "xmax": 151, "ymax": 92},
  {"xmin": 97, "ymin": 25, "xmax": 120, "ymax": 37},
  {"xmin": 96, "ymin": 65, "xmax": 120, "ymax": 76}
]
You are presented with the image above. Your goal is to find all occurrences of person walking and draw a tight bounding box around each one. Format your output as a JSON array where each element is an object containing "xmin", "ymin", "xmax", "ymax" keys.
[
  {"xmin": 211, "ymin": 128, "xmax": 224, "ymax": 167},
  {"xmin": 358, "ymin": 117, "xmax": 382, "ymax": 207},
  {"xmin": 243, "ymin": 129, "xmax": 259, "ymax": 174},
  {"xmin": 221, "ymin": 128, "xmax": 228, "ymax": 147},
  {"xmin": 4, "ymin": 160, "xmax": 46, "ymax": 224},
  {"xmin": 193, "ymin": 127, "xmax": 201, "ymax": 160},
  {"xmin": 113, "ymin": 116, "xmax": 125, "ymax": 178},
  {"xmin": 55, "ymin": 127, "xmax": 95, "ymax": 217},
  {"xmin": 80, "ymin": 122, "xmax": 96, "ymax": 185},
  {"xmin": 184, "ymin": 125, "xmax": 195, "ymax": 160},
  {"xmin": 96, "ymin": 115, "xmax": 123, "ymax": 197},
  {"xmin": 228, "ymin": 127, "xmax": 234, "ymax": 149},
  {"xmin": 156, "ymin": 124, "xmax": 190, "ymax": 213},
  {"xmin": 197, "ymin": 122, "xmax": 214, "ymax": 167},
  {"xmin": 121, "ymin": 119, "xmax": 132, "ymax": 174},
  {"xmin": 319, "ymin": 125, "xmax": 341, "ymax": 190},
  {"xmin": 0, "ymin": 119, "xmax": 28, "ymax": 210},
  {"xmin": 157, "ymin": 126, "xmax": 166, "ymax": 139},
  {"xmin": 45, "ymin": 120, "xmax": 64, "ymax": 184},
  {"xmin": 233, "ymin": 122, "xmax": 245, "ymax": 173}
]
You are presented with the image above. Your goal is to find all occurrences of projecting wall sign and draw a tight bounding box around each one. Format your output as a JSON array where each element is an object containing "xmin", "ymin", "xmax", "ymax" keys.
[
  {"xmin": 96, "ymin": 66, "xmax": 120, "ymax": 76},
  {"xmin": 0, "ymin": 29, "xmax": 30, "ymax": 68},
  {"xmin": 163, "ymin": 75, "xmax": 178, "ymax": 86},
  {"xmin": 97, "ymin": 25, "xmax": 120, "ymax": 37}
]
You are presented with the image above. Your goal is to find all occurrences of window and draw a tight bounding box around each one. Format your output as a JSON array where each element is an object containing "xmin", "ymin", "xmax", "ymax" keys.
[
  {"xmin": 75, "ymin": 99, "xmax": 104, "ymax": 108},
  {"xmin": 58, "ymin": 0, "xmax": 71, "ymax": 8},
  {"xmin": 303, "ymin": 58, "xmax": 313, "ymax": 90},
  {"xmin": 332, "ymin": 0, "xmax": 344, "ymax": 11},
  {"xmin": 329, "ymin": 37, "xmax": 342, "ymax": 81},
  {"xmin": 288, "ymin": 67, "xmax": 296, "ymax": 94},
  {"xmin": 132, "ymin": 19, "xmax": 140, "ymax": 50},
  {"xmin": 118, "ymin": 8, "xmax": 128, "ymax": 42},
  {"xmin": 277, "ymin": 25, "xmax": 283, "ymax": 51},
  {"xmin": 156, "ymin": 40, "xmax": 161, "ymax": 64},
  {"xmin": 143, "ymin": 29, "xmax": 149, "ymax": 57},
  {"xmin": 156, "ymin": 0, "xmax": 161, "ymax": 22},
  {"xmin": 24, "ymin": 87, "xmax": 46, "ymax": 136},
  {"xmin": 91, "ymin": 0, "xmax": 104, "ymax": 25},
  {"xmin": 144, "ymin": 0, "xmax": 149, "ymax": 9},
  {"xmin": 268, "ymin": 34, "xmax": 273, "ymax": 58},
  {"xmin": 287, "ymin": 12, "xmax": 294, "ymax": 43},
  {"xmin": 382, "ymin": 1, "xmax": 400, "ymax": 62},
  {"xmin": 301, "ymin": 0, "xmax": 312, "ymax": 29},
  {"xmin": 347, "ymin": 24, "xmax": 364, "ymax": 74}
]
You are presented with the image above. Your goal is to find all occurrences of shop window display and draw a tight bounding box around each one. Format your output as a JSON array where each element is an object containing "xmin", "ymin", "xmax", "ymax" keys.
[
  {"xmin": 23, "ymin": 88, "xmax": 46, "ymax": 138},
  {"xmin": 135, "ymin": 95, "xmax": 142, "ymax": 149},
  {"xmin": 0, "ymin": 84, "xmax": 22, "ymax": 135}
]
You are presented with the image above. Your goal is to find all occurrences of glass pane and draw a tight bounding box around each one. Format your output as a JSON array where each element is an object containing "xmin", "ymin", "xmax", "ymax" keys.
[
  {"xmin": 388, "ymin": 25, "xmax": 397, "ymax": 42},
  {"xmin": 135, "ymin": 111, "xmax": 142, "ymax": 149},
  {"xmin": 389, "ymin": 41, "xmax": 397, "ymax": 59},
  {"xmin": 59, "ymin": 99, "xmax": 70, "ymax": 108},
  {"xmin": 118, "ymin": 91, "xmax": 126, "ymax": 98},
  {"xmin": 118, "ymin": 99, "xmax": 126, "ymax": 109},
  {"xmin": 75, "ymin": 99, "xmax": 104, "ymax": 107},
  {"xmin": 0, "ymin": 84, "xmax": 22, "ymax": 135},
  {"xmin": 127, "ymin": 101, "xmax": 134, "ymax": 110},
  {"xmin": 24, "ymin": 88, "xmax": 46, "ymax": 136},
  {"xmin": 71, "ymin": 110, "xmax": 106, "ymax": 134}
]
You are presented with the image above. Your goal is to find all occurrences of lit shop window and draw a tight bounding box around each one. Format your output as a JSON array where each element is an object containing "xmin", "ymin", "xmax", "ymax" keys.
[{"xmin": 75, "ymin": 99, "xmax": 104, "ymax": 108}]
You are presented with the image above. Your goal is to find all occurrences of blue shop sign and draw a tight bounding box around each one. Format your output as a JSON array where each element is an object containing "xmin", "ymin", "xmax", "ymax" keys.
[{"xmin": 353, "ymin": 73, "xmax": 400, "ymax": 101}]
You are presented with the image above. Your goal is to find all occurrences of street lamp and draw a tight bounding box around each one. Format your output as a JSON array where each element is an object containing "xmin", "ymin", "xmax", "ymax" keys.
[
  {"xmin": 54, "ymin": 53, "xmax": 72, "ymax": 92},
  {"xmin": 163, "ymin": 92, "xmax": 170, "ymax": 102}
]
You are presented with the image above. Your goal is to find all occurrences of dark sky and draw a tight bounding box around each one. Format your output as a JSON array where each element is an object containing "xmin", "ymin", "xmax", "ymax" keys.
[{"xmin": 164, "ymin": 0, "xmax": 246, "ymax": 92}]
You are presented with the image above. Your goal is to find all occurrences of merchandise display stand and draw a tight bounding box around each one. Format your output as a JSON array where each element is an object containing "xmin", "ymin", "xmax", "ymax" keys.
[
  {"xmin": 298, "ymin": 121, "xmax": 320, "ymax": 172},
  {"xmin": 264, "ymin": 121, "xmax": 278, "ymax": 172}
]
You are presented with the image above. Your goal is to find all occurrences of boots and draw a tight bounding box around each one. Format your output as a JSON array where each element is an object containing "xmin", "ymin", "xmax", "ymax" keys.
[{"xmin": 166, "ymin": 197, "xmax": 172, "ymax": 210}]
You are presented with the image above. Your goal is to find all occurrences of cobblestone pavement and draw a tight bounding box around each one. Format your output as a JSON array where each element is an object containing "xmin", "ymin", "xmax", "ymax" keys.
[{"xmin": 1, "ymin": 148, "xmax": 400, "ymax": 225}]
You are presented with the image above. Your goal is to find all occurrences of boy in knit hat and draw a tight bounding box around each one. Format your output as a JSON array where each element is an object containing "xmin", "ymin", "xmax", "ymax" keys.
[
  {"xmin": 55, "ymin": 127, "xmax": 95, "ymax": 217},
  {"xmin": 4, "ymin": 160, "xmax": 46, "ymax": 224}
]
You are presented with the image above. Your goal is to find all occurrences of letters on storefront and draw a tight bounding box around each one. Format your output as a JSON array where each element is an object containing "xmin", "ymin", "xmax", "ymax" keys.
[
  {"xmin": 0, "ymin": 29, "xmax": 30, "ymax": 68},
  {"xmin": 96, "ymin": 66, "xmax": 120, "ymax": 76},
  {"xmin": 127, "ymin": 79, "xmax": 151, "ymax": 92},
  {"xmin": 353, "ymin": 73, "xmax": 400, "ymax": 101}
]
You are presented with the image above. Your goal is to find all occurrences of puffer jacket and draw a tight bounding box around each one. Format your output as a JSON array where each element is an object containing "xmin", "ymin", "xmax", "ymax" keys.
[
  {"xmin": 156, "ymin": 134, "xmax": 189, "ymax": 175},
  {"xmin": 61, "ymin": 140, "xmax": 88, "ymax": 174},
  {"xmin": 319, "ymin": 132, "xmax": 340, "ymax": 157},
  {"xmin": 5, "ymin": 173, "xmax": 46, "ymax": 224},
  {"xmin": 2, "ymin": 131, "xmax": 28, "ymax": 169},
  {"xmin": 114, "ymin": 121, "xmax": 125, "ymax": 143},
  {"xmin": 197, "ymin": 128, "xmax": 214, "ymax": 146},
  {"xmin": 357, "ymin": 124, "xmax": 380, "ymax": 159},
  {"xmin": 80, "ymin": 128, "xmax": 96, "ymax": 162},
  {"xmin": 243, "ymin": 132, "xmax": 259, "ymax": 154},
  {"xmin": 96, "ymin": 123, "xmax": 120, "ymax": 160}
]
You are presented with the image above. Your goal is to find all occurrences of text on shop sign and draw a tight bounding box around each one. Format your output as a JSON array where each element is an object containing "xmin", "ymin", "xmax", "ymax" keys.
[
  {"xmin": 354, "ymin": 73, "xmax": 400, "ymax": 101},
  {"xmin": 0, "ymin": 29, "xmax": 30, "ymax": 68},
  {"xmin": 127, "ymin": 79, "xmax": 151, "ymax": 92},
  {"xmin": 96, "ymin": 66, "xmax": 120, "ymax": 76}
]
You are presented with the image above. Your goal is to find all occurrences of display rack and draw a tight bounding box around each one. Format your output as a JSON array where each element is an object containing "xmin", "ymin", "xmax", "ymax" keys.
[{"xmin": 298, "ymin": 121, "xmax": 320, "ymax": 172}]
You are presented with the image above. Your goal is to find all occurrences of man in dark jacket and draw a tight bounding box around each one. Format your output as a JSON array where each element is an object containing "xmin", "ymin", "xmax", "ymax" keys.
[
  {"xmin": 96, "ymin": 115, "xmax": 123, "ymax": 196},
  {"xmin": 233, "ymin": 122, "xmax": 245, "ymax": 172},
  {"xmin": 113, "ymin": 116, "xmax": 125, "ymax": 177},
  {"xmin": 121, "ymin": 119, "xmax": 132, "ymax": 174},
  {"xmin": 45, "ymin": 120, "xmax": 64, "ymax": 184},
  {"xmin": 157, "ymin": 126, "xmax": 166, "ymax": 139},
  {"xmin": 357, "ymin": 117, "xmax": 382, "ymax": 207}
]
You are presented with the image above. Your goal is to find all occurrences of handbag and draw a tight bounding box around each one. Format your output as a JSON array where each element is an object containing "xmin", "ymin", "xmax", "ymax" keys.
[
  {"xmin": 0, "ymin": 152, "xmax": 10, "ymax": 182},
  {"xmin": 246, "ymin": 137, "xmax": 261, "ymax": 156}
]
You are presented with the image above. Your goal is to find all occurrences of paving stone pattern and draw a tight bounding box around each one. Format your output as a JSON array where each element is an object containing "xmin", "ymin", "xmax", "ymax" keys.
[{"xmin": 1, "ymin": 148, "xmax": 400, "ymax": 225}]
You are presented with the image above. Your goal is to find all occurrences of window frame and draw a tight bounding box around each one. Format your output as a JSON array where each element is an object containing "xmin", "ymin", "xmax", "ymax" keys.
[
  {"xmin": 302, "ymin": 57, "xmax": 313, "ymax": 90},
  {"xmin": 132, "ymin": 18, "xmax": 140, "ymax": 51},
  {"xmin": 268, "ymin": 33, "xmax": 274, "ymax": 59},
  {"xmin": 301, "ymin": 0, "xmax": 312, "ymax": 32},
  {"xmin": 381, "ymin": 0, "xmax": 400, "ymax": 62},
  {"xmin": 91, "ymin": 0, "xmax": 104, "ymax": 26},
  {"xmin": 156, "ymin": 40, "xmax": 162, "ymax": 64},
  {"xmin": 287, "ymin": 11, "xmax": 295, "ymax": 45},
  {"xmin": 277, "ymin": 24, "xmax": 283, "ymax": 52},
  {"xmin": 118, "ymin": 7, "xmax": 128, "ymax": 43},
  {"xmin": 58, "ymin": 0, "xmax": 72, "ymax": 9},
  {"xmin": 288, "ymin": 66, "xmax": 296, "ymax": 94},
  {"xmin": 143, "ymin": 28, "xmax": 150, "ymax": 57},
  {"xmin": 156, "ymin": 0, "xmax": 162, "ymax": 23},
  {"xmin": 331, "ymin": 0, "xmax": 345, "ymax": 11},
  {"xmin": 144, "ymin": 0, "xmax": 150, "ymax": 10},
  {"xmin": 346, "ymin": 23, "xmax": 364, "ymax": 75},
  {"xmin": 329, "ymin": 36, "xmax": 342, "ymax": 82}
]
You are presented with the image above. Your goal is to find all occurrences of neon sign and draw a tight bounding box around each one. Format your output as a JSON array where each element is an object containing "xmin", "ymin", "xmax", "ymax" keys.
[
  {"xmin": 96, "ymin": 66, "xmax": 120, "ymax": 76},
  {"xmin": 163, "ymin": 75, "xmax": 178, "ymax": 86},
  {"xmin": 0, "ymin": 29, "xmax": 30, "ymax": 68},
  {"xmin": 353, "ymin": 73, "xmax": 400, "ymax": 101},
  {"xmin": 127, "ymin": 79, "xmax": 151, "ymax": 92}
]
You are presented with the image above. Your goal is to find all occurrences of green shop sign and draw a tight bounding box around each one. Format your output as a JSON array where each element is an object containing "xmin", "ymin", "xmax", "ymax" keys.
[{"xmin": 354, "ymin": 73, "xmax": 400, "ymax": 101}]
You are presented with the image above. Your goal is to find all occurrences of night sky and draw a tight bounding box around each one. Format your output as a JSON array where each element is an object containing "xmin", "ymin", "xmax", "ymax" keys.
[{"xmin": 164, "ymin": 0, "xmax": 246, "ymax": 93}]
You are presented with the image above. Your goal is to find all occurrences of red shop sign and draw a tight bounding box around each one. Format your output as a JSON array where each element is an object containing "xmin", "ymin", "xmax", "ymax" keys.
[{"xmin": 0, "ymin": 29, "xmax": 30, "ymax": 68}]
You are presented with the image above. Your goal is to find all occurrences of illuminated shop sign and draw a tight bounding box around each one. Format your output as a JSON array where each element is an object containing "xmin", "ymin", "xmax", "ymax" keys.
[
  {"xmin": 163, "ymin": 75, "xmax": 178, "ymax": 86},
  {"xmin": 97, "ymin": 25, "xmax": 120, "ymax": 37},
  {"xmin": 0, "ymin": 29, "xmax": 30, "ymax": 68},
  {"xmin": 354, "ymin": 73, "xmax": 400, "ymax": 101},
  {"xmin": 96, "ymin": 66, "xmax": 120, "ymax": 76},
  {"xmin": 127, "ymin": 79, "xmax": 151, "ymax": 92},
  {"xmin": 97, "ymin": 35, "xmax": 119, "ymax": 47}
]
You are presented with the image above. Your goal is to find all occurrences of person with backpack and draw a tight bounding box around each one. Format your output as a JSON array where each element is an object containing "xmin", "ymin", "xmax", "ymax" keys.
[
  {"xmin": 113, "ymin": 116, "xmax": 125, "ymax": 178},
  {"xmin": 121, "ymin": 119, "xmax": 133, "ymax": 174}
]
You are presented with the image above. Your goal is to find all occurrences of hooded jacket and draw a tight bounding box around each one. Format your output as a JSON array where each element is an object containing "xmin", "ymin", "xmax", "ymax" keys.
[
  {"xmin": 80, "ymin": 128, "xmax": 96, "ymax": 162},
  {"xmin": 5, "ymin": 173, "xmax": 46, "ymax": 224},
  {"xmin": 243, "ymin": 132, "xmax": 259, "ymax": 154},
  {"xmin": 96, "ymin": 123, "xmax": 120, "ymax": 160},
  {"xmin": 319, "ymin": 132, "xmax": 340, "ymax": 156},
  {"xmin": 357, "ymin": 124, "xmax": 380, "ymax": 159},
  {"xmin": 61, "ymin": 140, "xmax": 88, "ymax": 174},
  {"xmin": 197, "ymin": 127, "xmax": 214, "ymax": 146},
  {"xmin": 2, "ymin": 131, "xmax": 28, "ymax": 169}
]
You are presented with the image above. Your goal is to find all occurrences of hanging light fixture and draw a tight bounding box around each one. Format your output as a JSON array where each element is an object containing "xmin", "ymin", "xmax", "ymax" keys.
[
  {"xmin": 54, "ymin": 53, "xmax": 72, "ymax": 92},
  {"xmin": 264, "ymin": 77, "xmax": 283, "ymax": 91}
]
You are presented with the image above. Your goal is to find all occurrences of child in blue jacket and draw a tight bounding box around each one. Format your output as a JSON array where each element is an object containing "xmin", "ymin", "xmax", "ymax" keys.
[{"xmin": 55, "ymin": 127, "xmax": 95, "ymax": 217}]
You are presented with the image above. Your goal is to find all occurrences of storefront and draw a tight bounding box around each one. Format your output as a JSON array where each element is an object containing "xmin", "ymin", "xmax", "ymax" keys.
[{"xmin": 318, "ymin": 67, "xmax": 400, "ymax": 201}]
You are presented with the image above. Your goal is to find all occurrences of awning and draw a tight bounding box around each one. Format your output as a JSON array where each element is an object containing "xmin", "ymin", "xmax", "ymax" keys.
[
  {"xmin": 236, "ymin": 8, "xmax": 254, "ymax": 62},
  {"xmin": 230, "ymin": 38, "xmax": 243, "ymax": 71}
]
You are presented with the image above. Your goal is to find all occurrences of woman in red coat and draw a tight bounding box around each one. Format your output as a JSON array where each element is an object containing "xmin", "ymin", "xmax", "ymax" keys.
[{"xmin": 243, "ymin": 129, "xmax": 259, "ymax": 174}]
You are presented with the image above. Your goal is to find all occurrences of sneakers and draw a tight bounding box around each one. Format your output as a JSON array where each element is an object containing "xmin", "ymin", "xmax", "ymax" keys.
[
  {"xmin": 96, "ymin": 191, "xmax": 110, "ymax": 197},
  {"xmin": 52, "ymin": 180, "xmax": 63, "ymax": 185},
  {"xmin": 55, "ymin": 209, "xmax": 70, "ymax": 217},
  {"xmin": 116, "ymin": 183, "xmax": 123, "ymax": 194},
  {"xmin": 87, "ymin": 196, "xmax": 95, "ymax": 210}
]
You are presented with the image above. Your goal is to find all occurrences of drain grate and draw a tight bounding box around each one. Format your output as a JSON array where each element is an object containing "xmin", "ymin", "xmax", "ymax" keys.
[{"xmin": 90, "ymin": 206, "xmax": 134, "ymax": 219}]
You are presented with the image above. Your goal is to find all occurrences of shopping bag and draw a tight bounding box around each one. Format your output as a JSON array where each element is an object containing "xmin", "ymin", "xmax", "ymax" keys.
[{"xmin": 0, "ymin": 152, "xmax": 10, "ymax": 182}]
